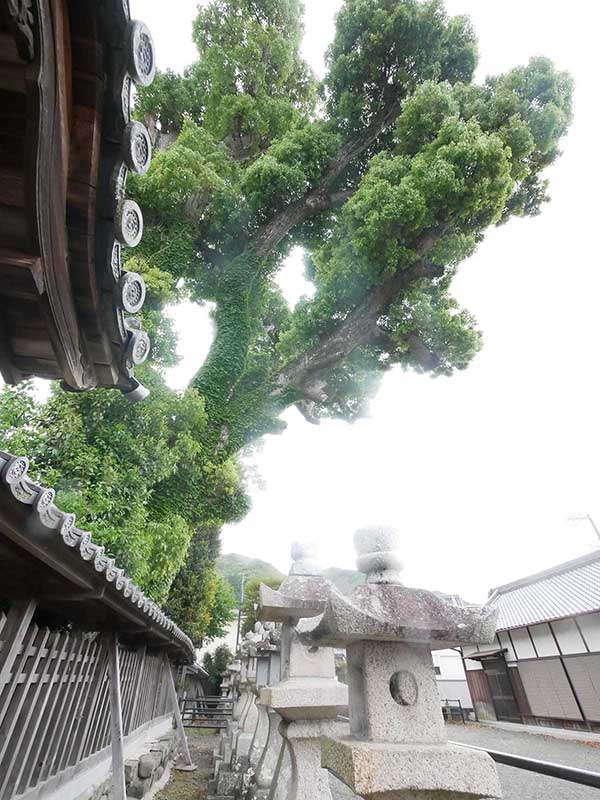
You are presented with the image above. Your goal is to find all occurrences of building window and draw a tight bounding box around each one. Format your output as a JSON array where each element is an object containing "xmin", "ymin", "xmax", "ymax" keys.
[{"xmin": 434, "ymin": 666, "xmax": 441, "ymax": 676}]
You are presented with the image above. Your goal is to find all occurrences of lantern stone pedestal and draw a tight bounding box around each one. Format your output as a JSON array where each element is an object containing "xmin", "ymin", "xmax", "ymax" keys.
[
  {"xmin": 251, "ymin": 647, "xmax": 283, "ymax": 799},
  {"xmin": 249, "ymin": 651, "xmax": 275, "ymax": 766},
  {"xmin": 302, "ymin": 526, "xmax": 503, "ymax": 800},
  {"xmin": 257, "ymin": 543, "xmax": 349, "ymax": 800},
  {"xmin": 209, "ymin": 643, "xmax": 261, "ymax": 799}
]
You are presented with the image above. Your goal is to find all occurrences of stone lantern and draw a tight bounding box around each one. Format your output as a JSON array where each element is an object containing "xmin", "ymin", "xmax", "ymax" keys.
[
  {"xmin": 257, "ymin": 542, "xmax": 349, "ymax": 800},
  {"xmin": 300, "ymin": 527, "xmax": 502, "ymax": 800},
  {"xmin": 250, "ymin": 624, "xmax": 280, "ymax": 767}
]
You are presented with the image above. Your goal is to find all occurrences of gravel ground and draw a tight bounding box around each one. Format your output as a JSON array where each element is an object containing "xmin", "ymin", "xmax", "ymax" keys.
[
  {"xmin": 156, "ymin": 724, "xmax": 599, "ymax": 800},
  {"xmin": 447, "ymin": 723, "xmax": 600, "ymax": 799},
  {"xmin": 154, "ymin": 729, "xmax": 220, "ymax": 800}
]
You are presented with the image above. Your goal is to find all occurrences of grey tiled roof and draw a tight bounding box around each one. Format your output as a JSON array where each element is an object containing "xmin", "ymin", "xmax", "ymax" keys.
[
  {"xmin": 0, "ymin": 451, "xmax": 195, "ymax": 661},
  {"xmin": 488, "ymin": 551, "xmax": 600, "ymax": 631}
]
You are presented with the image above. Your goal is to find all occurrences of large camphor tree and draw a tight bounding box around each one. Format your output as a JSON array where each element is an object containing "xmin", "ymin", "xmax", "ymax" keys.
[
  {"xmin": 136, "ymin": 0, "xmax": 572, "ymax": 447},
  {"xmin": 0, "ymin": 0, "xmax": 572, "ymax": 641}
]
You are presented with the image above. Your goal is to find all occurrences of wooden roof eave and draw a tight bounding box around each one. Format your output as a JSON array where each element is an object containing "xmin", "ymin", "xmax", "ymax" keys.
[{"xmin": 0, "ymin": 0, "xmax": 157, "ymax": 401}]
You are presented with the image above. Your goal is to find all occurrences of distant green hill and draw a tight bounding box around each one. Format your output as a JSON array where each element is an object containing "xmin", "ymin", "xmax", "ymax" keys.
[
  {"xmin": 322, "ymin": 567, "xmax": 364, "ymax": 594},
  {"xmin": 217, "ymin": 553, "xmax": 285, "ymax": 597},
  {"xmin": 217, "ymin": 553, "xmax": 363, "ymax": 598}
]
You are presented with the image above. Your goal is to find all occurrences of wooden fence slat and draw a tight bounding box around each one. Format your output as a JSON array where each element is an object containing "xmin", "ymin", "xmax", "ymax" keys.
[
  {"xmin": 83, "ymin": 649, "xmax": 110, "ymax": 757},
  {"xmin": 45, "ymin": 635, "xmax": 89, "ymax": 777},
  {"xmin": 0, "ymin": 600, "xmax": 36, "ymax": 700},
  {"xmin": 29, "ymin": 633, "xmax": 80, "ymax": 786},
  {"xmin": 124, "ymin": 644, "xmax": 145, "ymax": 735},
  {"xmin": 0, "ymin": 626, "xmax": 51, "ymax": 797},
  {"xmin": 96, "ymin": 665, "xmax": 115, "ymax": 752},
  {"xmin": 21, "ymin": 632, "xmax": 70, "ymax": 792},
  {"xmin": 152, "ymin": 655, "xmax": 165, "ymax": 720},
  {"xmin": 135, "ymin": 651, "xmax": 154, "ymax": 730},
  {"xmin": 61, "ymin": 638, "xmax": 100, "ymax": 770},
  {"xmin": 75, "ymin": 642, "xmax": 108, "ymax": 763},
  {"xmin": 39, "ymin": 636, "xmax": 88, "ymax": 782},
  {"xmin": 136, "ymin": 656, "xmax": 151, "ymax": 728},
  {"xmin": 0, "ymin": 622, "xmax": 38, "ymax": 725},
  {"xmin": 10, "ymin": 630, "xmax": 64, "ymax": 796},
  {"xmin": 119, "ymin": 648, "xmax": 137, "ymax": 730},
  {"xmin": 0, "ymin": 604, "xmax": 190, "ymax": 799},
  {"xmin": 55, "ymin": 637, "xmax": 96, "ymax": 774},
  {"xmin": 135, "ymin": 654, "xmax": 154, "ymax": 730}
]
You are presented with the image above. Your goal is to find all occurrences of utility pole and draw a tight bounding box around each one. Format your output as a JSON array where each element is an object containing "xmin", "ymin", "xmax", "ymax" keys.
[{"xmin": 235, "ymin": 574, "xmax": 246, "ymax": 652}]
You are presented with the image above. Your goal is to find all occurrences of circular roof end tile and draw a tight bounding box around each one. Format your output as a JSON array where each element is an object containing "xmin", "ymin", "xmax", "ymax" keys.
[
  {"xmin": 123, "ymin": 121, "xmax": 152, "ymax": 175},
  {"xmin": 128, "ymin": 21, "xmax": 156, "ymax": 87},
  {"xmin": 119, "ymin": 271, "xmax": 147, "ymax": 313},
  {"xmin": 115, "ymin": 199, "xmax": 144, "ymax": 247}
]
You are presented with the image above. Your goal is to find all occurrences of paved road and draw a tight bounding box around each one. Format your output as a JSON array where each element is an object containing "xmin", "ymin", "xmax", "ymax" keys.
[{"xmin": 447, "ymin": 723, "xmax": 600, "ymax": 799}]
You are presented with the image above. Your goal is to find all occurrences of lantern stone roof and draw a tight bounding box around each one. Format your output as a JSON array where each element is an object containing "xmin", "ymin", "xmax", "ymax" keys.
[
  {"xmin": 257, "ymin": 578, "xmax": 331, "ymax": 623},
  {"xmin": 0, "ymin": 450, "xmax": 195, "ymax": 662},
  {"xmin": 0, "ymin": 0, "xmax": 156, "ymax": 401},
  {"xmin": 299, "ymin": 582, "xmax": 498, "ymax": 649},
  {"xmin": 300, "ymin": 526, "xmax": 498, "ymax": 649}
]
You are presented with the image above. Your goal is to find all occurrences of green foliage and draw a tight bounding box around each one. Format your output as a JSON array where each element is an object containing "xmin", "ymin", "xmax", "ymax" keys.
[
  {"xmin": 242, "ymin": 123, "xmax": 341, "ymax": 224},
  {"xmin": 192, "ymin": 0, "xmax": 316, "ymax": 154},
  {"xmin": 387, "ymin": 278, "xmax": 482, "ymax": 375},
  {"xmin": 131, "ymin": 119, "xmax": 242, "ymax": 253},
  {"xmin": 203, "ymin": 644, "xmax": 234, "ymax": 691},
  {"xmin": 241, "ymin": 575, "xmax": 282, "ymax": 636},
  {"xmin": 131, "ymin": 1, "xmax": 572, "ymax": 437},
  {"xmin": 135, "ymin": 67, "xmax": 204, "ymax": 133},
  {"xmin": 0, "ymin": 372, "xmax": 212, "ymax": 604},
  {"xmin": 0, "ymin": 269, "xmax": 249, "ymax": 624},
  {"xmin": 166, "ymin": 526, "xmax": 237, "ymax": 645},
  {"xmin": 278, "ymin": 59, "xmax": 571, "ymax": 412},
  {"xmin": 326, "ymin": 0, "xmax": 477, "ymax": 134}
]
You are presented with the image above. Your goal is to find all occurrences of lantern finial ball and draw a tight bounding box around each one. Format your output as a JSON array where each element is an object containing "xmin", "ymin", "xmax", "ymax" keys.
[{"xmin": 354, "ymin": 526, "xmax": 403, "ymax": 584}]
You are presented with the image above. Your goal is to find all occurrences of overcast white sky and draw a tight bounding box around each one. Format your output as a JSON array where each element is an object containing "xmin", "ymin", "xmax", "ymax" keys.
[{"xmin": 89, "ymin": 2, "xmax": 600, "ymax": 598}]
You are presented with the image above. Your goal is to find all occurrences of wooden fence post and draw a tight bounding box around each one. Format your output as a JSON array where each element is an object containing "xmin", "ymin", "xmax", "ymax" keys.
[
  {"xmin": 106, "ymin": 631, "xmax": 127, "ymax": 800},
  {"xmin": 163, "ymin": 652, "xmax": 196, "ymax": 771}
]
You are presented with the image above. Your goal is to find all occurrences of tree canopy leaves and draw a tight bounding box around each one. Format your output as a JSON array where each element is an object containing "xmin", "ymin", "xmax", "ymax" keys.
[{"xmin": 134, "ymin": 1, "xmax": 571, "ymax": 437}]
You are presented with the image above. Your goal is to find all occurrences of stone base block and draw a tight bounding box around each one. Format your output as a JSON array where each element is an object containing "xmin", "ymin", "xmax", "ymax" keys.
[
  {"xmin": 261, "ymin": 678, "xmax": 348, "ymax": 721},
  {"xmin": 236, "ymin": 732, "xmax": 254, "ymax": 759},
  {"xmin": 321, "ymin": 738, "xmax": 502, "ymax": 799},
  {"xmin": 215, "ymin": 768, "xmax": 244, "ymax": 797}
]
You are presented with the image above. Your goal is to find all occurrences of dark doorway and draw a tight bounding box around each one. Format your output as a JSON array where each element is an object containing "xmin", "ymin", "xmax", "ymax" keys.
[{"xmin": 482, "ymin": 657, "xmax": 521, "ymax": 722}]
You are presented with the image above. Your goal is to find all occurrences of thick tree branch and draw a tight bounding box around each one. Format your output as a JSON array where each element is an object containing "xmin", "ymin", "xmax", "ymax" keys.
[
  {"xmin": 326, "ymin": 188, "xmax": 357, "ymax": 208},
  {"xmin": 251, "ymin": 98, "xmax": 402, "ymax": 256},
  {"xmin": 193, "ymin": 98, "xmax": 404, "ymax": 430},
  {"xmin": 275, "ymin": 231, "xmax": 444, "ymax": 399}
]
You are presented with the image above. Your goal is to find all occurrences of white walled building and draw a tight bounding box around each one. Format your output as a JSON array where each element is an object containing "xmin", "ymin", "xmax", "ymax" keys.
[
  {"xmin": 462, "ymin": 550, "xmax": 600, "ymax": 731},
  {"xmin": 433, "ymin": 648, "xmax": 473, "ymax": 712}
]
